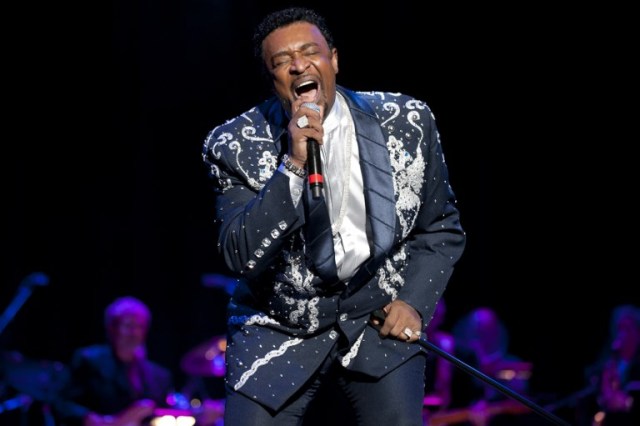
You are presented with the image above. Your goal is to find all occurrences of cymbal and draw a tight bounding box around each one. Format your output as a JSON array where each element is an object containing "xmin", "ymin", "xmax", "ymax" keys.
[
  {"xmin": 487, "ymin": 360, "xmax": 533, "ymax": 381},
  {"xmin": 1, "ymin": 351, "xmax": 69, "ymax": 401},
  {"xmin": 180, "ymin": 336, "xmax": 226, "ymax": 377}
]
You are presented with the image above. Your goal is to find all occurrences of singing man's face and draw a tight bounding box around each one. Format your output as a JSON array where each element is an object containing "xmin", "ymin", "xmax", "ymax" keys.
[{"xmin": 261, "ymin": 21, "xmax": 339, "ymax": 117}]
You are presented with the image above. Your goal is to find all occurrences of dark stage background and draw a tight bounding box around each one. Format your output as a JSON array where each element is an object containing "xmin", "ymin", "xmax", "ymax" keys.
[{"xmin": 4, "ymin": 0, "xmax": 637, "ymax": 419}]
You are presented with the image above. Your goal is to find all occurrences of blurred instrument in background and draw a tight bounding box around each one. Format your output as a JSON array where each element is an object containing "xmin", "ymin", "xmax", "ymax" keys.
[
  {"xmin": 1, "ymin": 350, "xmax": 69, "ymax": 402},
  {"xmin": 180, "ymin": 336, "xmax": 226, "ymax": 378},
  {"xmin": 1, "ymin": 350, "xmax": 68, "ymax": 425}
]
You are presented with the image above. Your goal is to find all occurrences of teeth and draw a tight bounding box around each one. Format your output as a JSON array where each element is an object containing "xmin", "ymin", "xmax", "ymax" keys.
[{"xmin": 296, "ymin": 81, "xmax": 314, "ymax": 89}]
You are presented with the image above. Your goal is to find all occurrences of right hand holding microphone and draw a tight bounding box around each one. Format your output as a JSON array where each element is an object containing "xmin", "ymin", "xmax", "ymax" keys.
[{"xmin": 287, "ymin": 100, "xmax": 324, "ymax": 169}]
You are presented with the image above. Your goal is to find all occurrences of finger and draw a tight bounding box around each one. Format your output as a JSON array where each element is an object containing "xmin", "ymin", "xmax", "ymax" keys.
[
  {"xmin": 296, "ymin": 115, "xmax": 310, "ymax": 129},
  {"xmin": 403, "ymin": 327, "xmax": 414, "ymax": 339},
  {"xmin": 300, "ymin": 102, "xmax": 321, "ymax": 115},
  {"xmin": 293, "ymin": 99, "xmax": 323, "ymax": 116}
]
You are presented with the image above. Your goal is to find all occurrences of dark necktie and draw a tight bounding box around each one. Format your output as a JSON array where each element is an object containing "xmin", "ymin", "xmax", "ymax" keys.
[
  {"xmin": 127, "ymin": 360, "xmax": 144, "ymax": 398},
  {"xmin": 303, "ymin": 188, "xmax": 338, "ymax": 284}
]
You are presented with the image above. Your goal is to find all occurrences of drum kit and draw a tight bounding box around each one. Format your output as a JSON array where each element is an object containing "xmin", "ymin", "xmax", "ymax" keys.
[
  {"xmin": 180, "ymin": 335, "xmax": 227, "ymax": 379},
  {"xmin": 179, "ymin": 335, "xmax": 227, "ymax": 406},
  {"xmin": 0, "ymin": 350, "xmax": 69, "ymax": 425}
]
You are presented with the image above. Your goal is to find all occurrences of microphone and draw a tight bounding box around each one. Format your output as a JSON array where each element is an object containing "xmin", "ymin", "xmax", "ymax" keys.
[
  {"xmin": 307, "ymin": 138, "xmax": 323, "ymax": 198},
  {"xmin": 301, "ymin": 102, "xmax": 323, "ymax": 198}
]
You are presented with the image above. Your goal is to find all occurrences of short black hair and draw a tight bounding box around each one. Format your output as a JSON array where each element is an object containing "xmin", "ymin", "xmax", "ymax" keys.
[{"xmin": 252, "ymin": 7, "xmax": 335, "ymax": 61}]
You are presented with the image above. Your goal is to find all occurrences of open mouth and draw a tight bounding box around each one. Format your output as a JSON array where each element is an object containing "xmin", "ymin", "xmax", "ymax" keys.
[{"xmin": 295, "ymin": 80, "xmax": 318, "ymax": 102}]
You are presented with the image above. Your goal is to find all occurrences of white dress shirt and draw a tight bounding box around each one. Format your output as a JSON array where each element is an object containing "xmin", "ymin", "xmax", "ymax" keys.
[{"xmin": 280, "ymin": 93, "xmax": 370, "ymax": 282}]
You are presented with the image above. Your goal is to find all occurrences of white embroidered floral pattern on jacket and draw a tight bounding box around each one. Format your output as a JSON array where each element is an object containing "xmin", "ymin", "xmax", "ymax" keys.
[
  {"xmin": 203, "ymin": 111, "xmax": 277, "ymax": 191},
  {"xmin": 376, "ymin": 244, "xmax": 408, "ymax": 299},
  {"xmin": 388, "ymin": 135, "xmax": 425, "ymax": 238},
  {"xmin": 233, "ymin": 338, "xmax": 304, "ymax": 391},
  {"xmin": 340, "ymin": 330, "xmax": 365, "ymax": 367},
  {"xmin": 228, "ymin": 314, "xmax": 280, "ymax": 326}
]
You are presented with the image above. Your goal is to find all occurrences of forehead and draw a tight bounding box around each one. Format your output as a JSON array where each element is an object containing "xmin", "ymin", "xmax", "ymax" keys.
[
  {"xmin": 262, "ymin": 22, "xmax": 327, "ymax": 56},
  {"xmin": 114, "ymin": 312, "xmax": 148, "ymax": 326},
  {"xmin": 618, "ymin": 316, "xmax": 640, "ymax": 330}
]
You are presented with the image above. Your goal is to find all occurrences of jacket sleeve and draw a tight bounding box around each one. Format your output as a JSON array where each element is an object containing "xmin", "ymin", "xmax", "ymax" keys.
[
  {"xmin": 398, "ymin": 109, "xmax": 466, "ymax": 326},
  {"xmin": 203, "ymin": 126, "xmax": 305, "ymax": 280}
]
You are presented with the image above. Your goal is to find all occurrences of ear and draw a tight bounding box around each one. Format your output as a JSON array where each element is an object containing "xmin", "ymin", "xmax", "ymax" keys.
[{"xmin": 331, "ymin": 48, "xmax": 339, "ymax": 74}]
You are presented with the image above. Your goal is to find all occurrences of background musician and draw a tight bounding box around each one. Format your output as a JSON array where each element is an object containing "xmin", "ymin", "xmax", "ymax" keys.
[{"xmin": 51, "ymin": 296, "xmax": 223, "ymax": 426}]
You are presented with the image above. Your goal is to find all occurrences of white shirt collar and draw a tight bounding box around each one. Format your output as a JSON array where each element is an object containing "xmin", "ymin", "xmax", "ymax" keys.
[{"xmin": 322, "ymin": 93, "xmax": 344, "ymax": 135}]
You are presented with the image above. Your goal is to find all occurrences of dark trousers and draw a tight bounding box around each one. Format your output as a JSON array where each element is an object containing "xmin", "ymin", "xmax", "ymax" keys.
[{"xmin": 224, "ymin": 341, "xmax": 427, "ymax": 426}]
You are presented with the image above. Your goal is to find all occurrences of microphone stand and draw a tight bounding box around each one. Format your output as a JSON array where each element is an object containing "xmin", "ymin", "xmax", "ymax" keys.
[
  {"xmin": 0, "ymin": 272, "xmax": 49, "ymax": 336},
  {"xmin": 371, "ymin": 310, "xmax": 570, "ymax": 426}
]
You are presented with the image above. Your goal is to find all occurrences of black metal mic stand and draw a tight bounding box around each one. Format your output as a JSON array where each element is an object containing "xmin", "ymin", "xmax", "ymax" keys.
[
  {"xmin": 371, "ymin": 310, "xmax": 570, "ymax": 426},
  {"xmin": 0, "ymin": 272, "xmax": 49, "ymax": 336}
]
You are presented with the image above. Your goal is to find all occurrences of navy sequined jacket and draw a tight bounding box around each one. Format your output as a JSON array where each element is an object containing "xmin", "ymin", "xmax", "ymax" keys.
[{"xmin": 202, "ymin": 85, "xmax": 466, "ymax": 410}]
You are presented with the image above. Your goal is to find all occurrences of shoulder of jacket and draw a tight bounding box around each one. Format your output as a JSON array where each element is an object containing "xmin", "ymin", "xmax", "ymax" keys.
[{"xmin": 353, "ymin": 90, "xmax": 416, "ymax": 104}]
